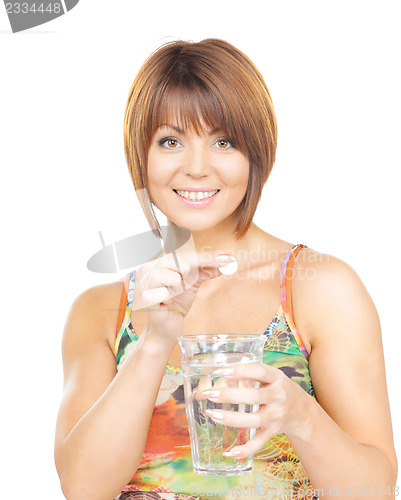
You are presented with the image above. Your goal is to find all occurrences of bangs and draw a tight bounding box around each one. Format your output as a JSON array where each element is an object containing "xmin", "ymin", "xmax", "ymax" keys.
[{"xmin": 147, "ymin": 81, "xmax": 247, "ymax": 154}]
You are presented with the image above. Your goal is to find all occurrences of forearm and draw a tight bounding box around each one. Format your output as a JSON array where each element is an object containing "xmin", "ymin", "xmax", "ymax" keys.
[
  {"xmin": 59, "ymin": 330, "xmax": 174, "ymax": 500},
  {"xmin": 287, "ymin": 394, "xmax": 397, "ymax": 499}
]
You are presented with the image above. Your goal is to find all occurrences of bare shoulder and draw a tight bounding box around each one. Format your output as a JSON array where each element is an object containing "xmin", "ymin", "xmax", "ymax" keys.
[
  {"xmin": 55, "ymin": 279, "xmax": 126, "ymax": 465},
  {"xmin": 63, "ymin": 279, "xmax": 126, "ymax": 355},
  {"xmin": 291, "ymin": 247, "xmax": 380, "ymax": 347},
  {"xmin": 294, "ymin": 246, "xmax": 364, "ymax": 282},
  {"xmin": 290, "ymin": 247, "xmax": 397, "ymax": 475}
]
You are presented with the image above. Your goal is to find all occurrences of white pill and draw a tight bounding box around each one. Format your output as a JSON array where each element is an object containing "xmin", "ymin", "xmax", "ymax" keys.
[{"xmin": 218, "ymin": 260, "xmax": 238, "ymax": 275}]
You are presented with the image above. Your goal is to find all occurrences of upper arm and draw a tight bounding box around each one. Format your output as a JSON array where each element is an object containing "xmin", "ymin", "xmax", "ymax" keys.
[
  {"xmin": 54, "ymin": 281, "xmax": 123, "ymax": 473},
  {"xmin": 292, "ymin": 250, "xmax": 397, "ymax": 477}
]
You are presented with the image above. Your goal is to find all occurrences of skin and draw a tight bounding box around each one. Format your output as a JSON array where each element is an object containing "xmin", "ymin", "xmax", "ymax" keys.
[
  {"xmin": 54, "ymin": 123, "xmax": 398, "ymax": 500},
  {"xmin": 147, "ymin": 124, "xmax": 249, "ymax": 238}
]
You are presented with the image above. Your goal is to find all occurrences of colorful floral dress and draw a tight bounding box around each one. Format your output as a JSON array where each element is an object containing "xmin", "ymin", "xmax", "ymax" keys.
[{"xmin": 114, "ymin": 244, "xmax": 317, "ymax": 500}]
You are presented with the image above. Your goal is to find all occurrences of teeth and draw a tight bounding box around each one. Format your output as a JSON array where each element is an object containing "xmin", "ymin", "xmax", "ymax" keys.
[{"xmin": 175, "ymin": 189, "xmax": 219, "ymax": 201}]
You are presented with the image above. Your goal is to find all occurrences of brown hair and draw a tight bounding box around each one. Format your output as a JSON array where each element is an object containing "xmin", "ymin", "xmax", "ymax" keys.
[{"xmin": 124, "ymin": 38, "xmax": 278, "ymax": 240}]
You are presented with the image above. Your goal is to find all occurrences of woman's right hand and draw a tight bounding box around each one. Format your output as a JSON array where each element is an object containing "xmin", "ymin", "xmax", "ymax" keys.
[{"xmin": 133, "ymin": 250, "xmax": 237, "ymax": 342}]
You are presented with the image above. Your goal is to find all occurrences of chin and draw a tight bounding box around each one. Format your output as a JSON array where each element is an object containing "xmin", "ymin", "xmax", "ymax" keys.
[
  {"xmin": 169, "ymin": 220, "xmax": 215, "ymax": 233},
  {"xmin": 168, "ymin": 212, "xmax": 236, "ymax": 234}
]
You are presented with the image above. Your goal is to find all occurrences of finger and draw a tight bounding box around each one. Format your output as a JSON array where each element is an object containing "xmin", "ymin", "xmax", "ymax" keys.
[
  {"xmin": 195, "ymin": 376, "xmax": 234, "ymax": 400},
  {"xmin": 180, "ymin": 252, "xmax": 237, "ymax": 289},
  {"xmin": 204, "ymin": 406, "xmax": 266, "ymax": 429},
  {"xmin": 212, "ymin": 362, "xmax": 282, "ymax": 385},
  {"xmin": 136, "ymin": 251, "xmax": 237, "ymax": 310},
  {"xmin": 161, "ymin": 253, "xmax": 192, "ymax": 277},
  {"xmin": 141, "ymin": 256, "xmax": 190, "ymax": 296},
  {"xmin": 222, "ymin": 427, "xmax": 273, "ymax": 459},
  {"xmin": 193, "ymin": 375, "xmax": 213, "ymax": 400},
  {"xmin": 214, "ymin": 376, "xmax": 232, "ymax": 389},
  {"xmin": 139, "ymin": 252, "xmax": 190, "ymax": 282},
  {"xmin": 142, "ymin": 287, "xmax": 171, "ymax": 307},
  {"xmin": 199, "ymin": 386, "xmax": 267, "ymax": 405},
  {"xmin": 145, "ymin": 251, "xmax": 235, "ymax": 290},
  {"xmin": 194, "ymin": 375, "xmax": 230, "ymax": 400},
  {"xmin": 144, "ymin": 268, "xmax": 184, "ymax": 290}
]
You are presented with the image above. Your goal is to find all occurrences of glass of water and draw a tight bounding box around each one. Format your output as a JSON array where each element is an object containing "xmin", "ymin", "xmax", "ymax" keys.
[{"xmin": 178, "ymin": 334, "xmax": 267, "ymax": 476}]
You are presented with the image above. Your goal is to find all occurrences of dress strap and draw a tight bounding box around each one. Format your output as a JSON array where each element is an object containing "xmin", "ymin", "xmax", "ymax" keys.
[
  {"xmin": 114, "ymin": 270, "xmax": 136, "ymax": 356},
  {"xmin": 280, "ymin": 244, "xmax": 309, "ymax": 360},
  {"xmin": 116, "ymin": 274, "xmax": 130, "ymax": 335}
]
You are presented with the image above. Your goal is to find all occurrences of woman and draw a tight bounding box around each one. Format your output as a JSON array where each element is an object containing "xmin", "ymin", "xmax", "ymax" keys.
[{"xmin": 54, "ymin": 39, "xmax": 397, "ymax": 500}]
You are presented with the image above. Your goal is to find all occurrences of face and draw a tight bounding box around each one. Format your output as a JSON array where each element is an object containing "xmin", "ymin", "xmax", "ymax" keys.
[{"xmin": 147, "ymin": 123, "xmax": 250, "ymax": 234}]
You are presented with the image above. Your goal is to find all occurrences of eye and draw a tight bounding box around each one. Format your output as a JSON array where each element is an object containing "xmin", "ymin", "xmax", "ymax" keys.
[
  {"xmin": 158, "ymin": 137, "xmax": 182, "ymax": 149},
  {"xmin": 214, "ymin": 138, "xmax": 235, "ymax": 150}
]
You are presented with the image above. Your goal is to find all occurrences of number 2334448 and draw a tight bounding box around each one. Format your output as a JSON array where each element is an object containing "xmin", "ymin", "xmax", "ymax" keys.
[{"xmin": 5, "ymin": 3, "xmax": 62, "ymax": 14}]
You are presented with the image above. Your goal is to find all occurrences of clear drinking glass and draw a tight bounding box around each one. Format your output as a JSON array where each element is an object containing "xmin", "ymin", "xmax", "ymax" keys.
[{"xmin": 178, "ymin": 334, "xmax": 267, "ymax": 476}]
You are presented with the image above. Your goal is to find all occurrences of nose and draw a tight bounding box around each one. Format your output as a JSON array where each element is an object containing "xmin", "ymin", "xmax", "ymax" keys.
[{"xmin": 183, "ymin": 143, "xmax": 210, "ymax": 179}]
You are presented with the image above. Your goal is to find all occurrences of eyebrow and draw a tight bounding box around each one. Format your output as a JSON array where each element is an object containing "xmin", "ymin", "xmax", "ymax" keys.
[{"xmin": 158, "ymin": 124, "xmax": 220, "ymax": 136}]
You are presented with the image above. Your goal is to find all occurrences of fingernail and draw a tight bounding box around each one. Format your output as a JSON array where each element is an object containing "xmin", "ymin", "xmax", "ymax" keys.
[
  {"xmin": 201, "ymin": 390, "xmax": 220, "ymax": 398},
  {"xmin": 216, "ymin": 254, "xmax": 237, "ymax": 264},
  {"xmin": 223, "ymin": 449, "xmax": 241, "ymax": 457},
  {"xmin": 204, "ymin": 409, "xmax": 224, "ymax": 420},
  {"xmin": 212, "ymin": 367, "xmax": 234, "ymax": 376}
]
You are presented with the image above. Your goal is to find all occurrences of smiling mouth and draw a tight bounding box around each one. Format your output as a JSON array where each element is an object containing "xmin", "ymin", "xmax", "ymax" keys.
[{"xmin": 173, "ymin": 189, "xmax": 220, "ymax": 201}]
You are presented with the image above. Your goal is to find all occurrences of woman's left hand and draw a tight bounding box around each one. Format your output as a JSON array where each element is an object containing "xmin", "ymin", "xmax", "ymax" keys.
[{"xmin": 197, "ymin": 362, "xmax": 313, "ymax": 458}]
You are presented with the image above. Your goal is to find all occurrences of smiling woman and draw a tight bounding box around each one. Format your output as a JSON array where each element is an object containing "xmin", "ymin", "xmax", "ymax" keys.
[
  {"xmin": 123, "ymin": 38, "xmax": 277, "ymax": 240},
  {"xmin": 146, "ymin": 123, "xmax": 249, "ymax": 234},
  {"xmin": 54, "ymin": 38, "xmax": 397, "ymax": 500}
]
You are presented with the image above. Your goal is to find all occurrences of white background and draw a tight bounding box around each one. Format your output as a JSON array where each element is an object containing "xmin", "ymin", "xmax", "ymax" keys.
[{"xmin": 0, "ymin": 1, "xmax": 400, "ymax": 498}]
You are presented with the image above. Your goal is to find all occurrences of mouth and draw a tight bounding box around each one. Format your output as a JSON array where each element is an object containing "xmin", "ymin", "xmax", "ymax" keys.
[{"xmin": 173, "ymin": 189, "xmax": 220, "ymax": 201}]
